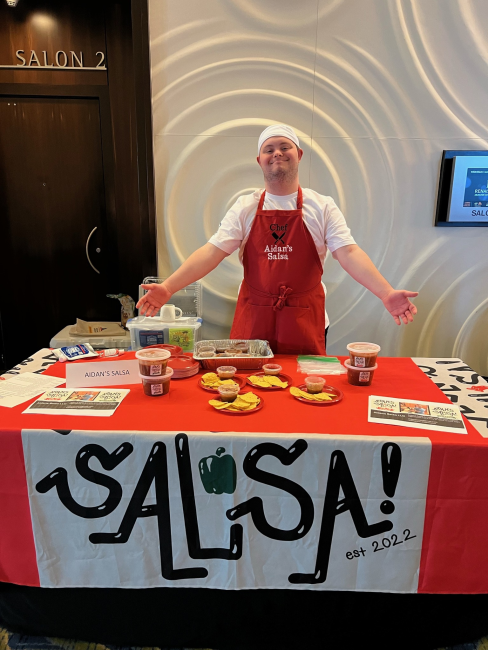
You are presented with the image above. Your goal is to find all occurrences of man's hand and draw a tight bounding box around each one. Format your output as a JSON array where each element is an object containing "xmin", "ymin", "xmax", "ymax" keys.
[
  {"xmin": 381, "ymin": 290, "xmax": 418, "ymax": 325},
  {"xmin": 136, "ymin": 283, "xmax": 172, "ymax": 317}
]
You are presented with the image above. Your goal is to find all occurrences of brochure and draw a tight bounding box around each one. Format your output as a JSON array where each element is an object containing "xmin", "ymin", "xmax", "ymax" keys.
[
  {"xmin": 23, "ymin": 388, "xmax": 129, "ymax": 417},
  {"xmin": 0, "ymin": 373, "xmax": 65, "ymax": 408},
  {"xmin": 368, "ymin": 395, "xmax": 467, "ymax": 434}
]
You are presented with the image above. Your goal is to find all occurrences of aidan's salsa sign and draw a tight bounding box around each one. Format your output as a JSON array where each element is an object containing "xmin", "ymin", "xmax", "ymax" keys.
[{"xmin": 22, "ymin": 429, "xmax": 431, "ymax": 591}]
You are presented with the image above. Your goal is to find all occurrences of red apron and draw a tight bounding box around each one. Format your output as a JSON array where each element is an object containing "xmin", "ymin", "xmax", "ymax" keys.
[{"xmin": 230, "ymin": 187, "xmax": 326, "ymax": 355}]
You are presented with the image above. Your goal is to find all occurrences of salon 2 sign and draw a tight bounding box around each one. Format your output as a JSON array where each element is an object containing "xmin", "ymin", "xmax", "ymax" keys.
[{"xmin": 0, "ymin": 49, "xmax": 106, "ymax": 70}]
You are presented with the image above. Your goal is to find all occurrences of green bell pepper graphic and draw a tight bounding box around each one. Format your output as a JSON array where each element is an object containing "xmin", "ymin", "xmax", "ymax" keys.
[{"xmin": 199, "ymin": 447, "xmax": 237, "ymax": 494}]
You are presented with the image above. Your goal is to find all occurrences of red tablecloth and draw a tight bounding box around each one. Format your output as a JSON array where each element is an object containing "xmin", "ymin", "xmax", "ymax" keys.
[
  {"xmin": 0, "ymin": 354, "xmax": 477, "ymax": 440},
  {"xmin": 0, "ymin": 355, "xmax": 487, "ymax": 593}
]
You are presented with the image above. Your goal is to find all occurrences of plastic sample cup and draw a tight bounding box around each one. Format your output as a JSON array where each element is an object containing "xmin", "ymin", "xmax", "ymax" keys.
[
  {"xmin": 344, "ymin": 359, "xmax": 378, "ymax": 386},
  {"xmin": 199, "ymin": 351, "xmax": 216, "ymax": 358},
  {"xmin": 218, "ymin": 384, "xmax": 240, "ymax": 402},
  {"xmin": 199, "ymin": 345, "xmax": 216, "ymax": 355},
  {"xmin": 135, "ymin": 348, "xmax": 171, "ymax": 376},
  {"xmin": 235, "ymin": 342, "xmax": 249, "ymax": 353},
  {"xmin": 304, "ymin": 376, "xmax": 326, "ymax": 394},
  {"xmin": 346, "ymin": 342, "xmax": 380, "ymax": 368},
  {"xmin": 263, "ymin": 364, "xmax": 282, "ymax": 376},
  {"xmin": 224, "ymin": 348, "xmax": 240, "ymax": 356},
  {"xmin": 217, "ymin": 365, "xmax": 237, "ymax": 379},
  {"xmin": 139, "ymin": 367, "xmax": 173, "ymax": 396}
]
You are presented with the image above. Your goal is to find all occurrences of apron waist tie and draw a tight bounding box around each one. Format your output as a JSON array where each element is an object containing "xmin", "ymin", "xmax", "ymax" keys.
[{"xmin": 273, "ymin": 286, "xmax": 293, "ymax": 311}]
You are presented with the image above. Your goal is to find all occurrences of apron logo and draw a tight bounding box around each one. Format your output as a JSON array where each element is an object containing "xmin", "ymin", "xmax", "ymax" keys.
[
  {"xmin": 266, "ymin": 225, "xmax": 292, "ymax": 259},
  {"xmin": 264, "ymin": 244, "xmax": 292, "ymax": 258},
  {"xmin": 270, "ymin": 224, "xmax": 287, "ymax": 244}
]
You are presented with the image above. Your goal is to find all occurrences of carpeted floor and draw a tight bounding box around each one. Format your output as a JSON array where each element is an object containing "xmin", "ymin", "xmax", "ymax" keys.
[
  {"xmin": 0, "ymin": 627, "xmax": 213, "ymax": 650},
  {"xmin": 0, "ymin": 626, "xmax": 488, "ymax": 650}
]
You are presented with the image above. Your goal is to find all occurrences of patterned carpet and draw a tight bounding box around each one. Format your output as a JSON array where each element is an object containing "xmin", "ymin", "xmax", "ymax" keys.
[
  {"xmin": 0, "ymin": 626, "xmax": 488, "ymax": 650},
  {"xmin": 0, "ymin": 627, "xmax": 212, "ymax": 650}
]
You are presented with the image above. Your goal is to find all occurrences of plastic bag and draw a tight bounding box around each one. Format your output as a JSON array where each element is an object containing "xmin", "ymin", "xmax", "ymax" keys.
[{"xmin": 297, "ymin": 355, "xmax": 346, "ymax": 375}]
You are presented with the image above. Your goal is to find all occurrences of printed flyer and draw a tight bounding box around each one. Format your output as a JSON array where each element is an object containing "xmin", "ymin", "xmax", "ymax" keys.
[
  {"xmin": 368, "ymin": 395, "xmax": 467, "ymax": 434},
  {"xmin": 23, "ymin": 388, "xmax": 129, "ymax": 417}
]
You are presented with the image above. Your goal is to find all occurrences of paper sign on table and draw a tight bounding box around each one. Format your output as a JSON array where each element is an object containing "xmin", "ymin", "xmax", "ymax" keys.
[
  {"xmin": 65, "ymin": 359, "xmax": 140, "ymax": 388},
  {"xmin": 23, "ymin": 388, "xmax": 129, "ymax": 417},
  {"xmin": 0, "ymin": 372, "xmax": 65, "ymax": 408},
  {"xmin": 368, "ymin": 395, "xmax": 467, "ymax": 434}
]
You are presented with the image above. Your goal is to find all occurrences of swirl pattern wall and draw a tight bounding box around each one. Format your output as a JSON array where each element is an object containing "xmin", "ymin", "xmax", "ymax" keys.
[{"xmin": 149, "ymin": 0, "xmax": 488, "ymax": 374}]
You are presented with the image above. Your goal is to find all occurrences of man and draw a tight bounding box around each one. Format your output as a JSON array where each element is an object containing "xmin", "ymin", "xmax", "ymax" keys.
[{"xmin": 137, "ymin": 124, "xmax": 417, "ymax": 354}]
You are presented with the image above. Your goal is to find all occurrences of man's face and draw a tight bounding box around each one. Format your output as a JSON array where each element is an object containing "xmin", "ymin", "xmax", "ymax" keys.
[{"xmin": 257, "ymin": 136, "xmax": 303, "ymax": 184}]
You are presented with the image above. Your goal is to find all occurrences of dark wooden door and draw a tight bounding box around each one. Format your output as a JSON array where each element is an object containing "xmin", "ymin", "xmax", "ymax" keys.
[{"xmin": 0, "ymin": 96, "xmax": 119, "ymax": 367}]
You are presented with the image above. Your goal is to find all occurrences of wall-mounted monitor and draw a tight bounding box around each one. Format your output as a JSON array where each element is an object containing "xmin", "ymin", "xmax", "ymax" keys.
[{"xmin": 435, "ymin": 150, "xmax": 488, "ymax": 227}]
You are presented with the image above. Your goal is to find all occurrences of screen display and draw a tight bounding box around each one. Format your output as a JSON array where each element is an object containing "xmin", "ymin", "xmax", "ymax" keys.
[
  {"xmin": 464, "ymin": 168, "xmax": 488, "ymax": 204},
  {"xmin": 447, "ymin": 156, "xmax": 488, "ymax": 221}
]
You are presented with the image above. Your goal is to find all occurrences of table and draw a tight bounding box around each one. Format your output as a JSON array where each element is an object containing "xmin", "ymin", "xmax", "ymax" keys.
[{"xmin": 1, "ymin": 355, "xmax": 488, "ymax": 648}]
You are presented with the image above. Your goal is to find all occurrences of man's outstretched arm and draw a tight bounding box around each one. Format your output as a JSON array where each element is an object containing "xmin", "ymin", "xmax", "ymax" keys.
[
  {"xmin": 136, "ymin": 243, "xmax": 230, "ymax": 317},
  {"xmin": 332, "ymin": 244, "xmax": 418, "ymax": 325}
]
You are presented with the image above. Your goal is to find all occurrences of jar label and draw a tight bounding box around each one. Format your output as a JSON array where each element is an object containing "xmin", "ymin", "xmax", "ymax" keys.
[
  {"xmin": 359, "ymin": 371, "xmax": 370, "ymax": 382},
  {"xmin": 355, "ymin": 356, "xmax": 366, "ymax": 367},
  {"xmin": 151, "ymin": 383, "xmax": 163, "ymax": 395},
  {"xmin": 150, "ymin": 364, "xmax": 162, "ymax": 376}
]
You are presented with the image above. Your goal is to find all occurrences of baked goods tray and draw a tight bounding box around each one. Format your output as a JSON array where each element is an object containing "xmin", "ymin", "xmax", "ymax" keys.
[{"xmin": 194, "ymin": 340, "xmax": 274, "ymax": 370}]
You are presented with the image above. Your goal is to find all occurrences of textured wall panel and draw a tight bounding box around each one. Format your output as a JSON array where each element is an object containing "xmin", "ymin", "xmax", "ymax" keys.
[{"xmin": 149, "ymin": 0, "xmax": 488, "ymax": 375}]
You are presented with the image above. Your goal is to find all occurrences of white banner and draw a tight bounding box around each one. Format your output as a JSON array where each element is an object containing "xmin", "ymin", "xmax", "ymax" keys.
[{"xmin": 22, "ymin": 429, "xmax": 431, "ymax": 592}]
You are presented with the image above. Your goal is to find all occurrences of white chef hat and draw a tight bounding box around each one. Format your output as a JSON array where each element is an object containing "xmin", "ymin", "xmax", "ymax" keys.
[{"xmin": 257, "ymin": 124, "xmax": 300, "ymax": 155}]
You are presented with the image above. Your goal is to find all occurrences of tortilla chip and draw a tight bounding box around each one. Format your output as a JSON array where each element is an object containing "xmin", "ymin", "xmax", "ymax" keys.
[
  {"xmin": 202, "ymin": 372, "xmax": 238, "ymax": 389},
  {"xmin": 248, "ymin": 375, "xmax": 269, "ymax": 388},
  {"xmin": 208, "ymin": 398, "xmax": 233, "ymax": 410},
  {"xmin": 229, "ymin": 402, "xmax": 256, "ymax": 411},
  {"xmin": 265, "ymin": 376, "xmax": 288, "ymax": 388},
  {"xmin": 289, "ymin": 386, "xmax": 335, "ymax": 401},
  {"xmin": 202, "ymin": 372, "xmax": 218, "ymax": 383},
  {"xmin": 230, "ymin": 396, "xmax": 252, "ymax": 410},
  {"xmin": 312, "ymin": 392, "xmax": 333, "ymax": 401},
  {"xmin": 239, "ymin": 392, "xmax": 259, "ymax": 404},
  {"xmin": 209, "ymin": 391, "xmax": 260, "ymax": 411},
  {"xmin": 248, "ymin": 375, "xmax": 288, "ymax": 388}
]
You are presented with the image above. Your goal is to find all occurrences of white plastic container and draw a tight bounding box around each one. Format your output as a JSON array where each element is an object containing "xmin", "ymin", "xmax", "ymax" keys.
[
  {"xmin": 50, "ymin": 324, "xmax": 131, "ymax": 350},
  {"xmin": 127, "ymin": 315, "xmax": 202, "ymax": 352}
]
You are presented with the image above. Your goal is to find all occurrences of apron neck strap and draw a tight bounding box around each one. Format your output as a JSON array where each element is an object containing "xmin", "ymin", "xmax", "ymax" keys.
[
  {"xmin": 258, "ymin": 186, "xmax": 303, "ymax": 211},
  {"xmin": 296, "ymin": 186, "xmax": 303, "ymax": 209}
]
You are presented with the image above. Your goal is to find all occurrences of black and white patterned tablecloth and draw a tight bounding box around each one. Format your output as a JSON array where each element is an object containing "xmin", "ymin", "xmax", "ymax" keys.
[
  {"xmin": 412, "ymin": 358, "xmax": 488, "ymax": 437},
  {"xmin": 1, "ymin": 348, "xmax": 58, "ymax": 380}
]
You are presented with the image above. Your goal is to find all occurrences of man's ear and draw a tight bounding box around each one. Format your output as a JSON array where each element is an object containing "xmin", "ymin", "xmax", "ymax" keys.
[
  {"xmin": 256, "ymin": 156, "xmax": 260, "ymax": 164},
  {"xmin": 297, "ymin": 148, "xmax": 304, "ymax": 162}
]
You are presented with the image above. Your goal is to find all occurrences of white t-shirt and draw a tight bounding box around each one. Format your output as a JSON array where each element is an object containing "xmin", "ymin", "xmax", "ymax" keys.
[{"xmin": 208, "ymin": 188, "xmax": 356, "ymax": 328}]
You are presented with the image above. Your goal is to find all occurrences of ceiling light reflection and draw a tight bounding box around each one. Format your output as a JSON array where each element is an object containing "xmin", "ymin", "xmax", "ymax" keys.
[{"xmin": 30, "ymin": 13, "xmax": 57, "ymax": 30}]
